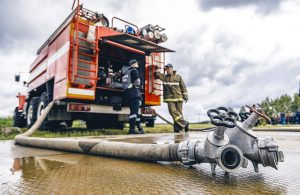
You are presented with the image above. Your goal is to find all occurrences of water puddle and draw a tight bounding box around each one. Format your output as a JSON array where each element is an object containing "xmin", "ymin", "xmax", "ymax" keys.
[{"xmin": 1, "ymin": 132, "xmax": 300, "ymax": 194}]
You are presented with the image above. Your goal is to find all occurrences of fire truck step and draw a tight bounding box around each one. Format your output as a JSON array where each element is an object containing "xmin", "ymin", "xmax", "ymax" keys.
[
  {"xmin": 77, "ymin": 67, "xmax": 96, "ymax": 73},
  {"xmin": 78, "ymin": 59, "xmax": 96, "ymax": 65},
  {"xmin": 75, "ymin": 75, "xmax": 98, "ymax": 80},
  {"xmin": 78, "ymin": 40, "xmax": 95, "ymax": 49},
  {"xmin": 73, "ymin": 43, "xmax": 97, "ymax": 51},
  {"xmin": 78, "ymin": 51, "xmax": 96, "ymax": 58},
  {"xmin": 78, "ymin": 62, "xmax": 95, "ymax": 70},
  {"xmin": 78, "ymin": 55, "xmax": 93, "ymax": 62},
  {"xmin": 78, "ymin": 21, "xmax": 91, "ymax": 27},
  {"xmin": 76, "ymin": 31, "xmax": 86, "ymax": 38},
  {"xmin": 78, "ymin": 36, "xmax": 97, "ymax": 44},
  {"xmin": 73, "ymin": 79, "xmax": 93, "ymax": 86}
]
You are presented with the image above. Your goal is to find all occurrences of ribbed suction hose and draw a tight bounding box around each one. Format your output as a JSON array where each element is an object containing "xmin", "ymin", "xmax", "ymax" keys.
[{"xmin": 16, "ymin": 101, "xmax": 55, "ymax": 137}]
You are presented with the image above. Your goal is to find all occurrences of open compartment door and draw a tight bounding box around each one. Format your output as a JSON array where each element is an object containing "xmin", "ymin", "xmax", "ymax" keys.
[
  {"xmin": 144, "ymin": 53, "xmax": 164, "ymax": 106},
  {"xmin": 100, "ymin": 33, "xmax": 174, "ymax": 53}
]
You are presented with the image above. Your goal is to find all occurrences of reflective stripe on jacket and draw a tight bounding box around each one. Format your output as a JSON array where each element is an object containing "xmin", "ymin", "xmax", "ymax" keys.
[
  {"xmin": 121, "ymin": 66, "xmax": 142, "ymax": 102},
  {"xmin": 121, "ymin": 66, "xmax": 133, "ymax": 89},
  {"xmin": 155, "ymin": 71, "xmax": 188, "ymax": 102}
]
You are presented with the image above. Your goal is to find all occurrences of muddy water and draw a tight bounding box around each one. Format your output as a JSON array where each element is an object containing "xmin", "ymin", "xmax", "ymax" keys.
[{"xmin": 1, "ymin": 132, "xmax": 300, "ymax": 194}]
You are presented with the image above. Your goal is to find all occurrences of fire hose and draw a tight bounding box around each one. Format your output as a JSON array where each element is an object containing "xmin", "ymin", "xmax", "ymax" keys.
[
  {"xmin": 15, "ymin": 101, "xmax": 284, "ymax": 174},
  {"xmin": 153, "ymin": 110, "xmax": 215, "ymax": 132}
]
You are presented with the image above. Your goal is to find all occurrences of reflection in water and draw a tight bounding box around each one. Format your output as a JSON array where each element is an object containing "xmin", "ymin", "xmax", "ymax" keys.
[
  {"xmin": 1, "ymin": 132, "xmax": 300, "ymax": 194},
  {"xmin": 0, "ymin": 154, "xmax": 290, "ymax": 194},
  {"xmin": 10, "ymin": 158, "xmax": 22, "ymax": 175}
]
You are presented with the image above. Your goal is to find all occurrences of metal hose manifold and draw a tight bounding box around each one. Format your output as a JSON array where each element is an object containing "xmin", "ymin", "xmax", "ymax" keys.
[
  {"xmin": 225, "ymin": 105, "xmax": 284, "ymax": 172},
  {"xmin": 177, "ymin": 138, "xmax": 247, "ymax": 174},
  {"xmin": 177, "ymin": 107, "xmax": 248, "ymax": 174}
]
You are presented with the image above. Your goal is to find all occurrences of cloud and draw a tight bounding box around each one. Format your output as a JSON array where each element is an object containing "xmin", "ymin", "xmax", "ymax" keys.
[
  {"xmin": 198, "ymin": 0, "xmax": 283, "ymax": 14},
  {"xmin": 1, "ymin": 0, "xmax": 300, "ymax": 123},
  {"xmin": 0, "ymin": 0, "xmax": 71, "ymax": 54}
]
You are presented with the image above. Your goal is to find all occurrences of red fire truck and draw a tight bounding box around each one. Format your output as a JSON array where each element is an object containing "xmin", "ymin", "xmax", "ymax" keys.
[{"xmin": 13, "ymin": 5, "xmax": 173, "ymax": 130}]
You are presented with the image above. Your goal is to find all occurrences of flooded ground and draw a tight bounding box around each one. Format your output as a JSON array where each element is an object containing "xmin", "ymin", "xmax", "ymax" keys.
[{"xmin": 1, "ymin": 131, "xmax": 300, "ymax": 194}]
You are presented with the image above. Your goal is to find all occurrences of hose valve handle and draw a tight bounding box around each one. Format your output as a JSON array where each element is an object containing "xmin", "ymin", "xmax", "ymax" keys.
[
  {"xmin": 246, "ymin": 105, "xmax": 271, "ymax": 123},
  {"xmin": 207, "ymin": 107, "xmax": 238, "ymax": 128}
]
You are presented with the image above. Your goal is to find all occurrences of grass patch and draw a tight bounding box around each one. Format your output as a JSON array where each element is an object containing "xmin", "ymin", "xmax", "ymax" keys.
[
  {"xmin": 0, "ymin": 117, "xmax": 13, "ymax": 127},
  {"xmin": 29, "ymin": 123, "xmax": 213, "ymax": 138},
  {"xmin": 0, "ymin": 127, "xmax": 26, "ymax": 140},
  {"xmin": 0, "ymin": 117, "xmax": 24, "ymax": 140},
  {"xmin": 254, "ymin": 124, "xmax": 300, "ymax": 129},
  {"xmin": 3, "ymin": 119, "xmax": 299, "ymax": 140},
  {"xmin": 0, "ymin": 134, "xmax": 18, "ymax": 140},
  {"xmin": 0, "ymin": 121, "xmax": 214, "ymax": 140}
]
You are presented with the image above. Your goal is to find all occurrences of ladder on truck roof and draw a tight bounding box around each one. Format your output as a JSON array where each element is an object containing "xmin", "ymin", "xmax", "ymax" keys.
[
  {"xmin": 37, "ymin": 5, "xmax": 97, "ymax": 55},
  {"xmin": 69, "ymin": 6, "xmax": 99, "ymax": 88}
]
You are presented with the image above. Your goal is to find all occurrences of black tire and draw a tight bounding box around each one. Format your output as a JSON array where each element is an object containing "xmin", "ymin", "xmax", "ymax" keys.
[
  {"xmin": 106, "ymin": 115, "xmax": 124, "ymax": 130},
  {"xmin": 37, "ymin": 92, "xmax": 51, "ymax": 130},
  {"xmin": 254, "ymin": 119, "xmax": 261, "ymax": 126},
  {"xmin": 26, "ymin": 97, "xmax": 39, "ymax": 128},
  {"xmin": 13, "ymin": 107, "xmax": 26, "ymax": 128},
  {"xmin": 65, "ymin": 120, "xmax": 73, "ymax": 128},
  {"xmin": 86, "ymin": 115, "xmax": 124, "ymax": 130},
  {"xmin": 86, "ymin": 120, "xmax": 100, "ymax": 129},
  {"xmin": 145, "ymin": 119, "xmax": 155, "ymax": 127},
  {"xmin": 112, "ymin": 121, "xmax": 124, "ymax": 130},
  {"xmin": 46, "ymin": 121, "xmax": 61, "ymax": 130},
  {"xmin": 36, "ymin": 92, "xmax": 61, "ymax": 130}
]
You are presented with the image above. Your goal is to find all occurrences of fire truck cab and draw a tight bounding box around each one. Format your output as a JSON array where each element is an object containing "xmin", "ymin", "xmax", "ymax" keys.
[{"xmin": 13, "ymin": 5, "xmax": 173, "ymax": 130}]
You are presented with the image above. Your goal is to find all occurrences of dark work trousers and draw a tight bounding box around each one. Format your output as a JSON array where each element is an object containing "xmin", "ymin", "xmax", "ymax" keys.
[
  {"xmin": 167, "ymin": 101, "xmax": 187, "ymax": 132},
  {"xmin": 129, "ymin": 98, "xmax": 142, "ymax": 132}
]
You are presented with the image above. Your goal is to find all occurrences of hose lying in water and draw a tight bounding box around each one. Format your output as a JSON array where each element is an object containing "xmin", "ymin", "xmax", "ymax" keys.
[
  {"xmin": 15, "ymin": 101, "xmax": 246, "ymax": 174},
  {"xmin": 15, "ymin": 136, "xmax": 180, "ymax": 162},
  {"xmin": 15, "ymin": 100, "xmax": 179, "ymax": 162}
]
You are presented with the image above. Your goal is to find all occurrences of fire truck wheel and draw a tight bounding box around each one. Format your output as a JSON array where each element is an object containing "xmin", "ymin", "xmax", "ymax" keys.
[
  {"xmin": 46, "ymin": 121, "xmax": 61, "ymax": 130},
  {"xmin": 13, "ymin": 107, "xmax": 26, "ymax": 128},
  {"xmin": 86, "ymin": 120, "xmax": 100, "ymax": 130},
  {"xmin": 105, "ymin": 115, "xmax": 124, "ymax": 130},
  {"xmin": 115, "ymin": 121, "xmax": 124, "ymax": 130},
  {"xmin": 65, "ymin": 120, "xmax": 73, "ymax": 128},
  {"xmin": 26, "ymin": 97, "xmax": 39, "ymax": 128},
  {"xmin": 37, "ymin": 92, "xmax": 51, "ymax": 130},
  {"xmin": 145, "ymin": 119, "xmax": 155, "ymax": 127}
]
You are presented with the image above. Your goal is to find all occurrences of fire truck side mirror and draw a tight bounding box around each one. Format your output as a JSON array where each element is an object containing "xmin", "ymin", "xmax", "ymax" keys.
[{"xmin": 15, "ymin": 74, "xmax": 20, "ymax": 82}]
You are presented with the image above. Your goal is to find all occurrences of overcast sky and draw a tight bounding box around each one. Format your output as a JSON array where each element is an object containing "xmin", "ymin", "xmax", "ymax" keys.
[{"xmin": 1, "ymin": 0, "xmax": 300, "ymax": 122}]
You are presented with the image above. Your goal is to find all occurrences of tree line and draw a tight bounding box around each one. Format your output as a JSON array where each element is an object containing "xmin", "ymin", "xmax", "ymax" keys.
[{"xmin": 257, "ymin": 93, "xmax": 300, "ymax": 117}]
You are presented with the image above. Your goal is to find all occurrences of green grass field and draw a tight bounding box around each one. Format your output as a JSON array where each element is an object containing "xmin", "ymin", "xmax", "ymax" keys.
[
  {"xmin": 0, "ymin": 117, "xmax": 213, "ymax": 140},
  {"xmin": 1, "ymin": 116, "xmax": 299, "ymax": 140},
  {"xmin": 30, "ymin": 123, "xmax": 213, "ymax": 138}
]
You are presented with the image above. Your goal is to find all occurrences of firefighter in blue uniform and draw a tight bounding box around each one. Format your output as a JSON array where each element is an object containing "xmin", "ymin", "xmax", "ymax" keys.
[{"xmin": 121, "ymin": 59, "xmax": 144, "ymax": 134}]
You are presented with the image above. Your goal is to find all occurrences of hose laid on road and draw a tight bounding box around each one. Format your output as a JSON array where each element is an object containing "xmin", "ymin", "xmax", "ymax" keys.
[
  {"xmin": 15, "ymin": 136, "xmax": 179, "ymax": 162},
  {"xmin": 15, "ymin": 100, "xmax": 179, "ymax": 162},
  {"xmin": 14, "ymin": 101, "xmax": 247, "ymax": 173},
  {"xmin": 153, "ymin": 110, "xmax": 173, "ymax": 126}
]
